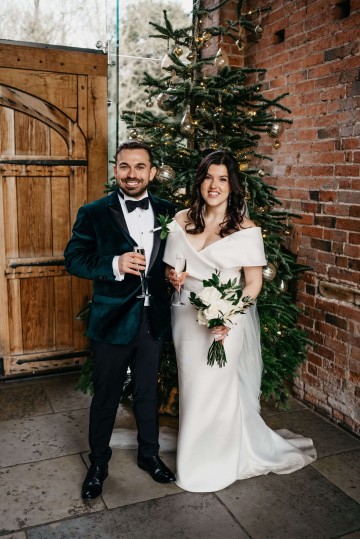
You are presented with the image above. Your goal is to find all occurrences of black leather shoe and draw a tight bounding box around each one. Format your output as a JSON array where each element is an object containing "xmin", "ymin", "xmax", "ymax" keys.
[
  {"xmin": 81, "ymin": 464, "xmax": 108, "ymax": 500},
  {"xmin": 138, "ymin": 455, "xmax": 176, "ymax": 483}
]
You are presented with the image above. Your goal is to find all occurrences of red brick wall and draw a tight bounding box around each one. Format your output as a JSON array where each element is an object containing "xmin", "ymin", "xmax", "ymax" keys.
[{"xmin": 209, "ymin": 0, "xmax": 360, "ymax": 433}]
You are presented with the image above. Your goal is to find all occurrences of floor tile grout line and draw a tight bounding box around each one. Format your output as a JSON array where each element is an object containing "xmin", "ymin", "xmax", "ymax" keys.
[{"xmin": 214, "ymin": 492, "xmax": 255, "ymax": 539}]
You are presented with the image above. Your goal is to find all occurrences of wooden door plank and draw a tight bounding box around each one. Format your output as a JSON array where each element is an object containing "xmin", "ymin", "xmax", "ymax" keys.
[
  {"xmin": 0, "ymin": 43, "xmax": 107, "ymax": 77},
  {"xmin": 51, "ymin": 176, "xmax": 70, "ymax": 256},
  {"xmin": 21, "ymin": 276, "xmax": 55, "ymax": 353},
  {"xmin": 17, "ymin": 176, "xmax": 53, "ymax": 258},
  {"xmin": 0, "ymin": 106, "xmax": 15, "ymax": 155},
  {"xmin": 14, "ymin": 112, "xmax": 49, "ymax": 156},
  {"xmin": 0, "ymin": 176, "xmax": 11, "ymax": 374},
  {"xmin": 8, "ymin": 279, "xmax": 23, "ymax": 356},
  {"xmin": 87, "ymin": 75, "xmax": 108, "ymax": 201},
  {"xmin": 50, "ymin": 129, "xmax": 68, "ymax": 158},
  {"xmin": 54, "ymin": 275, "xmax": 73, "ymax": 350},
  {"xmin": 3, "ymin": 176, "xmax": 19, "ymax": 258},
  {"xmin": 0, "ymin": 69, "xmax": 78, "ymax": 120}
]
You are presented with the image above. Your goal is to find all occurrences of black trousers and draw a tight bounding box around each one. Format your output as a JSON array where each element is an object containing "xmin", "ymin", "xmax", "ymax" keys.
[{"xmin": 88, "ymin": 308, "xmax": 163, "ymax": 466}]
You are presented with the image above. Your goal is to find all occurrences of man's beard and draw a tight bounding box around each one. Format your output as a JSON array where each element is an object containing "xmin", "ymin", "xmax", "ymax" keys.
[{"xmin": 119, "ymin": 180, "xmax": 148, "ymax": 199}]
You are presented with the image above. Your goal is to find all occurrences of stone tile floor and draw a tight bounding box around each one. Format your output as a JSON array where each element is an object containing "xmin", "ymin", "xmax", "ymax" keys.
[{"xmin": 0, "ymin": 372, "xmax": 359, "ymax": 539}]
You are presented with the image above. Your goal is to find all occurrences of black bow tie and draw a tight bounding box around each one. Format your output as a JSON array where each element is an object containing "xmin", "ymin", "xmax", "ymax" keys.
[{"xmin": 125, "ymin": 197, "xmax": 149, "ymax": 213}]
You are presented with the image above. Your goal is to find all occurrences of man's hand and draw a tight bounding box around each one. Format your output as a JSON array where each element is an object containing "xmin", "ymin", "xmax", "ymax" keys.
[{"xmin": 118, "ymin": 252, "xmax": 146, "ymax": 276}]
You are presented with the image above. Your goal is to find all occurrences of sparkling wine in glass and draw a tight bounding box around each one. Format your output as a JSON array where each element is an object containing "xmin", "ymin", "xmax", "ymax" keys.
[
  {"xmin": 172, "ymin": 253, "xmax": 187, "ymax": 306},
  {"xmin": 133, "ymin": 246, "xmax": 150, "ymax": 299}
]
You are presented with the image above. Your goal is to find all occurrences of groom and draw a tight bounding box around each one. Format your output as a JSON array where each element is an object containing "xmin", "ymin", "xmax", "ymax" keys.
[{"xmin": 64, "ymin": 140, "xmax": 176, "ymax": 500}]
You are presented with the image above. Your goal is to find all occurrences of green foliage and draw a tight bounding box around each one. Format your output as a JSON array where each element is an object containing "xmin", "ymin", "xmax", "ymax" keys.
[{"xmin": 77, "ymin": 0, "xmax": 310, "ymax": 411}]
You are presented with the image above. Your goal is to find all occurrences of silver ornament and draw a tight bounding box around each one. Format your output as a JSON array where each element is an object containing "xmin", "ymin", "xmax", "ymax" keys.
[
  {"xmin": 180, "ymin": 110, "xmax": 195, "ymax": 136},
  {"xmin": 267, "ymin": 122, "xmax": 284, "ymax": 138},
  {"xmin": 128, "ymin": 128, "xmax": 138, "ymax": 139},
  {"xmin": 156, "ymin": 164, "xmax": 176, "ymax": 182},
  {"xmin": 157, "ymin": 92, "xmax": 172, "ymax": 111},
  {"xmin": 262, "ymin": 262, "xmax": 277, "ymax": 282}
]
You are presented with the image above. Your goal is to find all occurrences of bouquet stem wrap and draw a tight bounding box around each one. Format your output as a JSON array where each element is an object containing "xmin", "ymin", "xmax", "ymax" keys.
[{"xmin": 189, "ymin": 272, "xmax": 253, "ymax": 368}]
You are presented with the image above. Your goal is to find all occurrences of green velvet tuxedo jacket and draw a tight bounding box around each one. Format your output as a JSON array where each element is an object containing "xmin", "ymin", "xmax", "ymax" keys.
[{"xmin": 64, "ymin": 190, "xmax": 175, "ymax": 345}]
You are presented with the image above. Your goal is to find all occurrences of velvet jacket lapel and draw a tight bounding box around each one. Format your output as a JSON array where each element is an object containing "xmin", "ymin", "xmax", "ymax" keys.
[{"xmin": 106, "ymin": 189, "xmax": 165, "ymax": 273}]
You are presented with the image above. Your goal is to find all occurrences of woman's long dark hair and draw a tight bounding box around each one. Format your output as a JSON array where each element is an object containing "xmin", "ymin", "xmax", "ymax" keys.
[{"xmin": 186, "ymin": 151, "xmax": 246, "ymax": 237}]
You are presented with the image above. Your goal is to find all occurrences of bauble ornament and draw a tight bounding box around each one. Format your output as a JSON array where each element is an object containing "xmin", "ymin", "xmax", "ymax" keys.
[
  {"xmin": 267, "ymin": 122, "xmax": 284, "ymax": 138},
  {"xmin": 128, "ymin": 128, "xmax": 139, "ymax": 140},
  {"xmin": 157, "ymin": 92, "xmax": 172, "ymax": 111},
  {"xmin": 173, "ymin": 45, "xmax": 183, "ymax": 57},
  {"xmin": 262, "ymin": 262, "xmax": 277, "ymax": 282},
  {"xmin": 273, "ymin": 139, "xmax": 281, "ymax": 150},
  {"xmin": 214, "ymin": 47, "xmax": 229, "ymax": 69},
  {"xmin": 156, "ymin": 164, "xmax": 176, "ymax": 182},
  {"xmin": 180, "ymin": 110, "xmax": 195, "ymax": 137},
  {"xmin": 235, "ymin": 38, "xmax": 245, "ymax": 51}
]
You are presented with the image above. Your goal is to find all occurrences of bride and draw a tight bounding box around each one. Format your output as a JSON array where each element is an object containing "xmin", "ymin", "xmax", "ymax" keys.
[{"xmin": 163, "ymin": 150, "xmax": 316, "ymax": 493}]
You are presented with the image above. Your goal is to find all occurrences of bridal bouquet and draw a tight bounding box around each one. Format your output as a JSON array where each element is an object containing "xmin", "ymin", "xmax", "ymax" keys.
[{"xmin": 189, "ymin": 272, "xmax": 253, "ymax": 368}]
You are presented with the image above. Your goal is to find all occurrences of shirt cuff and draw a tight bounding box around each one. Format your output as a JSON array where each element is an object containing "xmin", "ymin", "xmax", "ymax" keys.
[{"xmin": 112, "ymin": 256, "xmax": 125, "ymax": 281}]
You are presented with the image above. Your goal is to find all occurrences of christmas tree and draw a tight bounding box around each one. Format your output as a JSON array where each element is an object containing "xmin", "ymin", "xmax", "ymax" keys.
[{"xmin": 77, "ymin": 0, "xmax": 309, "ymax": 410}]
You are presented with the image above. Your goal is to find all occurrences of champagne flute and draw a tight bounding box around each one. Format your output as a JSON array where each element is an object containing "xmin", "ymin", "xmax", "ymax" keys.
[
  {"xmin": 172, "ymin": 253, "xmax": 187, "ymax": 306},
  {"xmin": 133, "ymin": 246, "xmax": 150, "ymax": 299}
]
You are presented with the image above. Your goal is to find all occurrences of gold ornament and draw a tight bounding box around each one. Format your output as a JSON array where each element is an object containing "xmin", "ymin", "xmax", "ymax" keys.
[
  {"xmin": 273, "ymin": 139, "xmax": 281, "ymax": 149},
  {"xmin": 255, "ymin": 24, "xmax": 264, "ymax": 35},
  {"xmin": 239, "ymin": 163, "xmax": 249, "ymax": 171},
  {"xmin": 262, "ymin": 262, "xmax": 277, "ymax": 282},
  {"xmin": 173, "ymin": 45, "xmax": 183, "ymax": 57},
  {"xmin": 258, "ymin": 169, "xmax": 266, "ymax": 177},
  {"xmin": 214, "ymin": 47, "xmax": 229, "ymax": 69},
  {"xmin": 128, "ymin": 128, "xmax": 139, "ymax": 139},
  {"xmin": 145, "ymin": 98, "xmax": 153, "ymax": 108},
  {"xmin": 210, "ymin": 141, "xmax": 219, "ymax": 150},
  {"xmin": 156, "ymin": 164, "xmax": 176, "ymax": 182},
  {"xmin": 180, "ymin": 110, "xmax": 195, "ymax": 136},
  {"xmin": 235, "ymin": 38, "xmax": 245, "ymax": 51},
  {"xmin": 195, "ymin": 35, "xmax": 204, "ymax": 47},
  {"xmin": 247, "ymin": 110, "xmax": 257, "ymax": 117},
  {"xmin": 202, "ymin": 30, "xmax": 211, "ymax": 41},
  {"xmin": 187, "ymin": 50, "xmax": 196, "ymax": 61}
]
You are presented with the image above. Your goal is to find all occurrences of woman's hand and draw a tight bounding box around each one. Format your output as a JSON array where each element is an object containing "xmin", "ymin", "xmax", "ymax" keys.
[
  {"xmin": 212, "ymin": 325, "xmax": 230, "ymax": 342},
  {"xmin": 167, "ymin": 268, "xmax": 188, "ymax": 290}
]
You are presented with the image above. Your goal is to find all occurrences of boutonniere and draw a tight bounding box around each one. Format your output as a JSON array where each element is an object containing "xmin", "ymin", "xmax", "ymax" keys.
[{"xmin": 151, "ymin": 214, "xmax": 174, "ymax": 239}]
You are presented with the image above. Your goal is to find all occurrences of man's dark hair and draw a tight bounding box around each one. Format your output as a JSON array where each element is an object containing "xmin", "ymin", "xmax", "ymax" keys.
[{"xmin": 115, "ymin": 141, "xmax": 154, "ymax": 167}]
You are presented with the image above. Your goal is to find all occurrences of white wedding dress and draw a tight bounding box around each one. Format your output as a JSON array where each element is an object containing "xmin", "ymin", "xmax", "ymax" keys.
[{"xmin": 163, "ymin": 221, "xmax": 317, "ymax": 493}]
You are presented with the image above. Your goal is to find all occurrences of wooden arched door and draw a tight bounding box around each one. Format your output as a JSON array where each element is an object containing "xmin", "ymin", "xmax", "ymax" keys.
[{"xmin": 0, "ymin": 42, "xmax": 107, "ymax": 377}]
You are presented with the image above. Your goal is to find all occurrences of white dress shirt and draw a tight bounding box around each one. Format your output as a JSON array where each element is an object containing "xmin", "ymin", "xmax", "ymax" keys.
[{"xmin": 112, "ymin": 190, "xmax": 154, "ymax": 281}]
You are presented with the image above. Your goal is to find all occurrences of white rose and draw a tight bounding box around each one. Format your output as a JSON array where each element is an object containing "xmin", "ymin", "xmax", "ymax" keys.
[
  {"xmin": 197, "ymin": 310, "xmax": 208, "ymax": 326},
  {"xmin": 198, "ymin": 286, "xmax": 222, "ymax": 305},
  {"xmin": 204, "ymin": 299, "xmax": 231, "ymax": 321}
]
